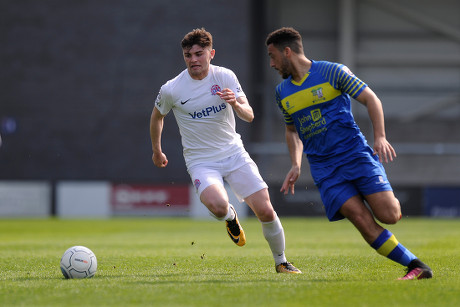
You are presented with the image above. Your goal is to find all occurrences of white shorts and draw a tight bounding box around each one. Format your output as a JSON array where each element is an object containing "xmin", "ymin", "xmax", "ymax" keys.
[{"xmin": 187, "ymin": 151, "xmax": 268, "ymax": 202}]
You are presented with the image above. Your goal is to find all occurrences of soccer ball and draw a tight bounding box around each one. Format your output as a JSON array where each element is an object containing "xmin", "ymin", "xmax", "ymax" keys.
[{"xmin": 60, "ymin": 246, "xmax": 97, "ymax": 279}]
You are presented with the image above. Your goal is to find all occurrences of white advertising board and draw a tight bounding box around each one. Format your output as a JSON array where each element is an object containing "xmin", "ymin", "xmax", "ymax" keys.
[
  {"xmin": 0, "ymin": 181, "xmax": 51, "ymax": 217},
  {"xmin": 56, "ymin": 181, "xmax": 111, "ymax": 218}
]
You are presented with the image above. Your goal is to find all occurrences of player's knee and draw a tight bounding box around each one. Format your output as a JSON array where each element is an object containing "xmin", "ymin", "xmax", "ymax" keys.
[
  {"xmin": 376, "ymin": 198, "xmax": 401, "ymax": 224},
  {"xmin": 254, "ymin": 205, "xmax": 276, "ymax": 222},
  {"xmin": 213, "ymin": 207, "xmax": 228, "ymax": 219},
  {"xmin": 203, "ymin": 199, "xmax": 229, "ymax": 219}
]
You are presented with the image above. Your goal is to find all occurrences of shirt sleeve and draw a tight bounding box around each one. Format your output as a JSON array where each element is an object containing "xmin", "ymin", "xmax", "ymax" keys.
[
  {"xmin": 154, "ymin": 84, "xmax": 173, "ymax": 115},
  {"xmin": 275, "ymin": 86, "xmax": 294, "ymax": 125},
  {"xmin": 319, "ymin": 62, "xmax": 368, "ymax": 99},
  {"xmin": 224, "ymin": 68, "xmax": 246, "ymax": 99}
]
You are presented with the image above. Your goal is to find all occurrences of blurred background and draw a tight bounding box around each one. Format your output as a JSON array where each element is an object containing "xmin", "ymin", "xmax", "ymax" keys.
[{"xmin": 1, "ymin": 0, "xmax": 459, "ymax": 218}]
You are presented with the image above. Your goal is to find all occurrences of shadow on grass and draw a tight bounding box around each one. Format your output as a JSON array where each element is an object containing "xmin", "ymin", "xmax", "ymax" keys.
[
  {"xmin": 4, "ymin": 276, "xmax": 85, "ymax": 282},
  {"xmin": 3, "ymin": 272, "xmax": 397, "ymax": 284}
]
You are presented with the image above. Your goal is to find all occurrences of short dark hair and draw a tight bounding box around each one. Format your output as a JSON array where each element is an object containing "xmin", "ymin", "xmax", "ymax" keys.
[
  {"xmin": 265, "ymin": 27, "xmax": 303, "ymax": 54},
  {"xmin": 181, "ymin": 28, "xmax": 213, "ymax": 50}
]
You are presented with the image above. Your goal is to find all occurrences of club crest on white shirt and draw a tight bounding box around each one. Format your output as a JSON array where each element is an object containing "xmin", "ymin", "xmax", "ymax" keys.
[{"xmin": 211, "ymin": 84, "xmax": 221, "ymax": 95}]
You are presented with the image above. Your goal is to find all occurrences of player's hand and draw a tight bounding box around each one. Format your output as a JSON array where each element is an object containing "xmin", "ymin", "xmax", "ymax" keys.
[
  {"xmin": 280, "ymin": 166, "xmax": 300, "ymax": 195},
  {"xmin": 373, "ymin": 136, "xmax": 396, "ymax": 163},
  {"xmin": 152, "ymin": 152, "xmax": 168, "ymax": 168},
  {"xmin": 216, "ymin": 88, "xmax": 237, "ymax": 107}
]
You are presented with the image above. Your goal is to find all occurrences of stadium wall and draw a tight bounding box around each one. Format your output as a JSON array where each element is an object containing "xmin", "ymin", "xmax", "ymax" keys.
[
  {"xmin": 1, "ymin": 0, "xmax": 459, "ymax": 218},
  {"xmin": 0, "ymin": 0, "xmax": 252, "ymax": 183},
  {"xmin": 0, "ymin": 181, "xmax": 458, "ymax": 219}
]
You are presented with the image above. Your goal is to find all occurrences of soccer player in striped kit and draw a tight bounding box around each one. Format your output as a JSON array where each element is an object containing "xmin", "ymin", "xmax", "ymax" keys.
[{"xmin": 265, "ymin": 27, "xmax": 432, "ymax": 280}]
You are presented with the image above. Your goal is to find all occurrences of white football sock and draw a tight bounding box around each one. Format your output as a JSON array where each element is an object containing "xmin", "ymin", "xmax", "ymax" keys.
[
  {"xmin": 261, "ymin": 215, "xmax": 287, "ymax": 265},
  {"xmin": 224, "ymin": 204, "xmax": 236, "ymax": 221}
]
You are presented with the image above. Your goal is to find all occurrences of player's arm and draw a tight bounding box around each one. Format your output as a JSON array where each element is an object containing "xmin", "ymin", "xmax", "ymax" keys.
[
  {"xmin": 150, "ymin": 107, "xmax": 168, "ymax": 168},
  {"xmin": 281, "ymin": 124, "xmax": 304, "ymax": 195},
  {"xmin": 217, "ymin": 88, "xmax": 254, "ymax": 122},
  {"xmin": 355, "ymin": 86, "xmax": 396, "ymax": 163}
]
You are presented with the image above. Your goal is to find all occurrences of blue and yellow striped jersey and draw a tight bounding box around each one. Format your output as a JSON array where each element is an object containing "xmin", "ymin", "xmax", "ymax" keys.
[{"xmin": 275, "ymin": 60, "xmax": 370, "ymax": 171}]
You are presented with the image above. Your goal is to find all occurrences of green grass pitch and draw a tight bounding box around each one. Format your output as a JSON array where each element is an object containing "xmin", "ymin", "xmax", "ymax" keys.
[{"xmin": 1, "ymin": 217, "xmax": 459, "ymax": 306}]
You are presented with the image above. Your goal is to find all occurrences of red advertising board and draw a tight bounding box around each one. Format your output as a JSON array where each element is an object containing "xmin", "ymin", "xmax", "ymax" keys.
[{"xmin": 111, "ymin": 184, "xmax": 190, "ymax": 215}]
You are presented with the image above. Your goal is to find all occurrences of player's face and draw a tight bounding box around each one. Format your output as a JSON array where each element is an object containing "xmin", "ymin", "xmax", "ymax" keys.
[
  {"xmin": 267, "ymin": 44, "xmax": 291, "ymax": 79},
  {"xmin": 183, "ymin": 45, "xmax": 215, "ymax": 80}
]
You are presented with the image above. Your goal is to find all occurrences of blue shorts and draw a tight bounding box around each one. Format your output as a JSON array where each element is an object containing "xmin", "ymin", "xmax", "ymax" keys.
[{"xmin": 316, "ymin": 153, "xmax": 393, "ymax": 221}]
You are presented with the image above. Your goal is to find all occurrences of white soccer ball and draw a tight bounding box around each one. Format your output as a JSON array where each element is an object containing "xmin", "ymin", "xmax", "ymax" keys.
[{"xmin": 60, "ymin": 246, "xmax": 97, "ymax": 279}]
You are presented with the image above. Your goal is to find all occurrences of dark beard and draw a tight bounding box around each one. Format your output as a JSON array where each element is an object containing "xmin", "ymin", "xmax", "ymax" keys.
[
  {"xmin": 281, "ymin": 71, "xmax": 290, "ymax": 79},
  {"xmin": 280, "ymin": 57, "xmax": 291, "ymax": 79}
]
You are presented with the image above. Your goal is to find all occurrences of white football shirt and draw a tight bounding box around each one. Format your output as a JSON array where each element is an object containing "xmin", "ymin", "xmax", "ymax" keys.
[{"xmin": 155, "ymin": 65, "xmax": 247, "ymax": 169}]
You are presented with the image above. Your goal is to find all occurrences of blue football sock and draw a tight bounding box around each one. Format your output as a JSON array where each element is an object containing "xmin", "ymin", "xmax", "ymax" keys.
[{"xmin": 370, "ymin": 229, "xmax": 417, "ymax": 266}]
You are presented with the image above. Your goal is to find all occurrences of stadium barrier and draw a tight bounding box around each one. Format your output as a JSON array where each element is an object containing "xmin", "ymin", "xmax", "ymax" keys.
[
  {"xmin": 0, "ymin": 181, "xmax": 458, "ymax": 218},
  {"xmin": 54, "ymin": 181, "xmax": 247, "ymax": 219},
  {"xmin": 0, "ymin": 181, "xmax": 50, "ymax": 217},
  {"xmin": 56, "ymin": 181, "xmax": 111, "ymax": 218}
]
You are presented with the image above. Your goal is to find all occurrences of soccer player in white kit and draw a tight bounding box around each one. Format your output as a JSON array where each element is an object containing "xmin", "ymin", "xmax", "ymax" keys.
[{"xmin": 150, "ymin": 28, "xmax": 301, "ymax": 273}]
